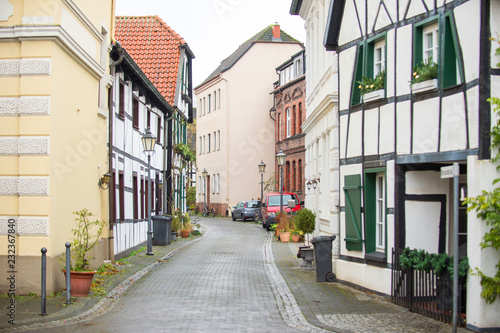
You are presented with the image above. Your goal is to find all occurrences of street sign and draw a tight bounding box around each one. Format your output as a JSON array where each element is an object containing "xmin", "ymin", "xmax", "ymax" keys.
[{"xmin": 441, "ymin": 164, "xmax": 459, "ymax": 179}]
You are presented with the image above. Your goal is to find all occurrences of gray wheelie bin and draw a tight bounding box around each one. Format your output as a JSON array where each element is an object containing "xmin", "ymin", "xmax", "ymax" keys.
[
  {"xmin": 152, "ymin": 215, "xmax": 172, "ymax": 246},
  {"xmin": 311, "ymin": 235, "xmax": 336, "ymax": 282}
]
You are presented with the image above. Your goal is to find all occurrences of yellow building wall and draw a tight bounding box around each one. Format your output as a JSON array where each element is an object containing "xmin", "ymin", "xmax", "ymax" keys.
[{"xmin": 0, "ymin": 0, "xmax": 114, "ymax": 293}]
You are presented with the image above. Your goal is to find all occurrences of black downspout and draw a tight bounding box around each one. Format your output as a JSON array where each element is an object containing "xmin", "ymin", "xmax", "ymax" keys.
[
  {"xmin": 478, "ymin": 0, "xmax": 491, "ymax": 160},
  {"xmin": 187, "ymin": 54, "xmax": 194, "ymax": 124},
  {"xmin": 167, "ymin": 114, "xmax": 173, "ymax": 214},
  {"xmin": 109, "ymin": 42, "xmax": 124, "ymax": 261}
]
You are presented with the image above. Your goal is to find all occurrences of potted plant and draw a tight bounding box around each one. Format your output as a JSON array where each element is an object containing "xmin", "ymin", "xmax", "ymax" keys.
[
  {"xmin": 295, "ymin": 208, "xmax": 316, "ymax": 246},
  {"xmin": 276, "ymin": 212, "xmax": 292, "ymax": 242},
  {"xmin": 410, "ymin": 60, "xmax": 438, "ymax": 93},
  {"xmin": 65, "ymin": 209, "xmax": 106, "ymax": 297},
  {"xmin": 290, "ymin": 229, "xmax": 302, "ymax": 242},
  {"xmin": 357, "ymin": 70, "xmax": 385, "ymax": 103},
  {"xmin": 180, "ymin": 221, "xmax": 192, "ymax": 238}
]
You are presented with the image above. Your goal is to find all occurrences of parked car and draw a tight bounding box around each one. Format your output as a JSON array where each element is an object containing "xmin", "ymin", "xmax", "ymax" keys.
[
  {"xmin": 261, "ymin": 192, "xmax": 304, "ymax": 230},
  {"xmin": 232, "ymin": 200, "xmax": 261, "ymax": 222}
]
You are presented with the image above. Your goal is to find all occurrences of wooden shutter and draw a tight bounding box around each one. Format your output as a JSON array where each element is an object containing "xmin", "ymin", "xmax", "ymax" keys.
[{"xmin": 344, "ymin": 174, "xmax": 364, "ymax": 251}]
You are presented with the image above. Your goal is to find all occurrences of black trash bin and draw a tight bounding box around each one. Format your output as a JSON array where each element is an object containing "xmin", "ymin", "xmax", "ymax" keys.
[
  {"xmin": 152, "ymin": 215, "xmax": 172, "ymax": 246},
  {"xmin": 311, "ymin": 235, "xmax": 336, "ymax": 282}
]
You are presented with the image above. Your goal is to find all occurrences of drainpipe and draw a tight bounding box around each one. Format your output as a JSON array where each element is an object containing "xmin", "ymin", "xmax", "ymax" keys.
[
  {"xmin": 108, "ymin": 41, "xmax": 124, "ymax": 262},
  {"xmin": 163, "ymin": 109, "xmax": 175, "ymax": 215}
]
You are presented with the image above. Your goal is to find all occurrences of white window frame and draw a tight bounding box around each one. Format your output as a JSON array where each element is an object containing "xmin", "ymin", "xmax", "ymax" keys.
[
  {"xmin": 207, "ymin": 134, "xmax": 211, "ymax": 153},
  {"xmin": 213, "ymin": 131, "xmax": 216, "ymax": 151},
  {"xmin": 423, "ymin": 23, "xmax": 439, "ymax": 63},
  {"xmin": 217, "ymin": 130, "xmax": 220, "ymax": 150},
  {"xmin": 216, "ymin": 174, "xmax": 220, "ymax": 193},
  {"xmin": 376, "ymin": 173, "xmax": 385, "ymax": 251},
  {"xmin": 203, "ymin": 97, "xmax": 206, "ymax": 115},
  {"xmin": 218, "ymin": 89, "xmax": 221, "ymax": 109},
  {"xmin": 286, "ymin": 108, "xmax": 291, "ymax": 138},
  {"xmin": 374, "ymin": 39, "xmax": 385, "ymax": 75},
  {"xmin": 199, "ymin": 136, "xmax": 202, "ymax": 154},
  {"xmin": 208, "ymin": 94, "xmax": 211, "ymax": 113},
  {"xmin": 212, "ymin": 174, "xmax": 215, "ymax": 194}
]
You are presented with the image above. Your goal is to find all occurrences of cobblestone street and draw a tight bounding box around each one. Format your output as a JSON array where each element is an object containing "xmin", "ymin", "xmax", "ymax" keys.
[{"xmin": 15, "ymin": 217, "xmax": 468, "ymax": 333}]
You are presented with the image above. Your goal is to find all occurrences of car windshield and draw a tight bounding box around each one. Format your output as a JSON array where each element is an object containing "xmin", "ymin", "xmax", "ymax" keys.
[
  {"xmin": 268, "ymin": 195, "xmax": 297, "ymax": 206},
  {"xmin": 247, "ymin": 201, "xmax": 260, "ymax": 208}
]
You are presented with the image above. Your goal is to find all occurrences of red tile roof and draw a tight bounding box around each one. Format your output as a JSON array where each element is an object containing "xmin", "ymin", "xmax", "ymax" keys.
[{"xmin": 115, "ymin": 15, "xmax": 186, "ymax": 104}]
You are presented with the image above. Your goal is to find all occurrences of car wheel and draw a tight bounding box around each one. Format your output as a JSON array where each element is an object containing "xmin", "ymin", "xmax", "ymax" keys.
[
  {"xmin": 232, "ymin": 213, "xmax": 236, "ymax": 221},
  {"xmin": 265, "ymin": 220, "xmax": 270, "ymax": 231},
  {"xmin": 242, "ymin": 215, "xmax": 246, "ymax": 222}
]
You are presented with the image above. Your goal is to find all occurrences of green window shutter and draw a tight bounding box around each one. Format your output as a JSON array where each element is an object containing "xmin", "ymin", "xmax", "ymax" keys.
[
  {"xmin": 413, "ymin": 25, "xmax": 424, "ymax": 67},
  {"xmin": 344, "ymin": 174, "xmax": 363, "ymax": 251},
  {"xmin": 441, "ymin": 13, "xmax": 463, "ymax": 89},
  {"xmin": 350, "ymin": 44, "xmax": 364, "ymax": 106},
  {"xmin": 365, "ymin": 42, "xmax": 374, "ymax": 80}
]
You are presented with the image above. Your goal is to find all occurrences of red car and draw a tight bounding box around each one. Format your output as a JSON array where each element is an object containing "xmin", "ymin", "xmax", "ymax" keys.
[{"xmin": 261, "ymin": 192, "xmax": 303, "ymax": 230}]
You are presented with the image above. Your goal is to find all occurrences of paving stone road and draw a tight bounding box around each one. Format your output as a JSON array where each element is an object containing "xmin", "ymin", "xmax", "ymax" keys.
[
  {"xmin": 15, "ymin": 217, "xmax": 469, "ymax": 333},
  {"xmin": 30, "ymin": 218, "xmax": 304, "ymax": 333}
]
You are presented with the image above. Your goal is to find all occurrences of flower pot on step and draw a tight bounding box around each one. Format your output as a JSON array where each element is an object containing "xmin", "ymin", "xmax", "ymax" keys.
[
  {"xmin": 279, "ymin": 232, "xmax": 290, "ymax": 242},
  {"xmin": 291, "ymin": 234, "xmax": 300, "ymax": 242},
  {"xmin": 180, "ymin": 230, "xmax": 190, "ymax": 238},
  {"xmin": 63, "ymin": 270, "xmax": 96, "ymax": 297}
]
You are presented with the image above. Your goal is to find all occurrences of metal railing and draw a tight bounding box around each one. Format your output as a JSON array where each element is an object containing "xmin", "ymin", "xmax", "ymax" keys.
[{"xmin": 391, "ymin": 248, "xmax": 466, "ymax": 326}]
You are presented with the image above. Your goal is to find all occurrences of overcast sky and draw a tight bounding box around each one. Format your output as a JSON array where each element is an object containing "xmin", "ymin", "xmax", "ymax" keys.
[{"xmin": 115, "ymin": 0, "xmax": 307, "ymax": 87}]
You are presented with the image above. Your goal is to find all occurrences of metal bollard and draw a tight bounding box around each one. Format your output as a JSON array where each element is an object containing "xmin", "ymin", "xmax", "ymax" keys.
[
  {"xmin": 40, "ymin": 247, "xmax": 47, "ymax": 316},
  {"xmin": 65, "ymin": 242, "xmax": 72, "ymax": 304}
]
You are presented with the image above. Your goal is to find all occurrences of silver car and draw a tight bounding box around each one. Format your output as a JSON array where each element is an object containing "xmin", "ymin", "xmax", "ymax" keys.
[{"xmin": 232, "ymin": 200, "xmax": 261, "ymax": 222}]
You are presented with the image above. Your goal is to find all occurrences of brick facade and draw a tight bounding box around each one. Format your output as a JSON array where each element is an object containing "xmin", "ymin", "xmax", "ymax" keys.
[{"xmin": 273, "ymin": 74, "xmax": 306, "ymax": 203}]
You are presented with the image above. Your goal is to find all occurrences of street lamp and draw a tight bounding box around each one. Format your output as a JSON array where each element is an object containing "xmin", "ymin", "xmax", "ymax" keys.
[
  {"xmin": 258, "ymin": 160, "xmax": 266, "ymax": 202},
  {"xmin": 141, "ymin": 129, "xmax": 156, "ymax": 256},
  {"xmin": 276, "ymin": 149, "xmax": 287, "ymax": 216},
  {"xmin": 202, "ymin": 168, "xmax": 208, "ymax": 211}
]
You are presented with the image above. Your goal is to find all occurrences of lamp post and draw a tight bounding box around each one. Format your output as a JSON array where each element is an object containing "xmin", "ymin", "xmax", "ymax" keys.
[
  {"xmin": 202, "ymin": 168, "xmax": 208, "ymax": 211},
  {"xmin": 276, "ymin": 149, "xmax": 287, "ymax": 216},
  {"xmin": 258, "ymin": 160, "xmax": 266, "ymax": 202},
  {"xmin": 141, "ymin": 129, "xmax": 156, "ymax": 256}
]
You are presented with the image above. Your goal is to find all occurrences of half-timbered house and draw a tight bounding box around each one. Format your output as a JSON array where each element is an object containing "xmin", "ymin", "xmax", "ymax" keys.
[{"xmin": 292, "ymin": 0, "xmax": 500, "ymax": 330}]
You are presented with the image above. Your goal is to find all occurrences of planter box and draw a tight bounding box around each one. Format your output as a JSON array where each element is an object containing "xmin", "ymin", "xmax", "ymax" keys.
[
  {"xmin": 279, "ymin": 232, "xmax": 290, "ymax": 242},
  {"xmin": 362, "ymin": 89, "xmax": 385, "ymax": 103},
  {"xmin": 411, "ymin": 79, "xmax": 438, "ymax": 94}
]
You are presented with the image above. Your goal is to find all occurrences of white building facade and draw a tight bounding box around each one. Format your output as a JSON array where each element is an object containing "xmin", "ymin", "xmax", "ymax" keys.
[{"xmin": 292, "ymin": 0, "xmax": 500, "ymax": 330}]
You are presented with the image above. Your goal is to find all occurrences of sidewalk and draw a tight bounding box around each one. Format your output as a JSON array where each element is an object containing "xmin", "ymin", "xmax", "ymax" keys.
[
  {"xmin": 272, "ymin": 238, "xmax": 470, "ymax": 333},
  {"xmin": 0, "ymin": 233, "xmax": 203, "ymax": 331}
]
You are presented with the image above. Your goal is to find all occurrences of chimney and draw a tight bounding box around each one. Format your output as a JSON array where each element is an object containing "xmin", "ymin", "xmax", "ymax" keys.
[{"xmin": 272, "ymin": 23, "xmax": 280, "ymax": 39}]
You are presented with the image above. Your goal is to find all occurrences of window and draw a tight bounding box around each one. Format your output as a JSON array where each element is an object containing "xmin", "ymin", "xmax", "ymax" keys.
[
  {"xmin": 119, "ymin": 81, "xmax": 125, "ymax": 118},
  {"xmin": 213, "ymin": 131, "xmax": 216, "ymax": 151},
  {"xmin": 298, "ymin": 160, "xmax": 302, "ymax": 191},
  {"xmin": 203, "ymin": 135, "xmax": 205, "ymax": 154},
  {"xmin": 203, "ymin": 97, "xmax": 206, "ymax": 115},
  {"xmin": 423, "ymin": 23, "xmax": 438, "ymax": 63},
  {"xmin": 132, "ymin": 97, "xmax": 139, "ymax": 129},
  {"xmin": 198, "ymin": 176, "xmax": 202, "ymax": 194},
  {"xmin": 298, "ymin": 103, "xmax": 303, "ymax": 134},
  {"xmin": 375, "ymin": 174, "xmax": 385, "ymax": 250},
  {"xmin": 277, "ymin": 113, "xmax": 281, "ymax": 141},
  {"xmin": 119, "ymin": 173, "xmax": 124, "ymax": 222},
  {"xmin": 374, "ymin": 40, "xmax": 385, "ymax": 75},
  {"xmin": 216, "ymin": 174, "xmax": 220, "ymax": 193},
  {"xmin": 413, "ymin": 14, "xmax": 463, "ymax": 89},
  {"xmin": 212, "ymin": 174, "xmax": 215, "ymax": 194},
  {"xmin": 208, "ymin": 94, "xmax": 211, "ymax": 113},
  {"xmin": 199, "ymin": 99, "xmax": 202, "ymax": 116},
  {"xmin": 218, "ymin": 89, "xmax": 221, "ymax": 108},
  {"xmin": 207, "ymin": 134, "xmax": 211, "ymax": 153},
  {"xmin": 141, "ymin": 177, "xmax": 145, "ymax": 219},
  {"xmin": 147, "ymin": 109, "xmax": 151, "ymax": 130},
  {"xmin": 292, "ymin": 105, "xmax": 296, "ymax": 136},
  {"xmin": 285, "ymin": 162, "xmax": 290, "ymax": 191},
  {"xmin": 213, "ymin": 91, "xmax": 217, "ymax": 110},
  {"xmin": 217, "ymin": 130, "xmax": 220, "ymax": 150},
  {"xmin": 199, "ymin": 136, "xmax": 202, "ymax": 154},
  {"xmin": 294, "ymin": 58, "xmax": 302, "ymax": 77},
  {"xmin": 364, "ymin": 169, "xmax": 386, "ymax": 255},
  {"xmin": 350, "ymin": 34, "xmax": 386, "ymax": 106},
  {"xmin": 133, "ymin": 175, "xmax": 138, "ymax": 220},
  {"xmin": 157, "ymin": 116, "xmax": 161, "ymax": 144},
  {"xmin": 292, "ymin": 161, "xmax": 296, "ymax": 191},
  {"xmin": 286, "ymin": 108, "xmax": 291, "ymax": 138}
]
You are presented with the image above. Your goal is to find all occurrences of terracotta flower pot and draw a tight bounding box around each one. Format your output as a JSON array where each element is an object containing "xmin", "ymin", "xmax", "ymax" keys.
[
  {"xmin": 180, "ymin": 230, "xmax": 190, "ymax": 238},
  {"xmin": 63, "ymin": 270, "xmax": 96, "ymax": 297},
  {"xmin": 280, "ymin": 232, "xmax": 290, "ymax": 242},
  {"xmin": 291, "ymin": 234, "xmax": 300, "ymax": 242}
]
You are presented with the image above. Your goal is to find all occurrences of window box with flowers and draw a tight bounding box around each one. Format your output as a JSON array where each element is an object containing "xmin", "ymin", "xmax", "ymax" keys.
[
  {"xmin": 410, "ymin": 60, "xmax": 438, "ymax": 94},
  {"xmin": 358, "ymin": 70, "xmax": 385, "ymax": 103}
]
